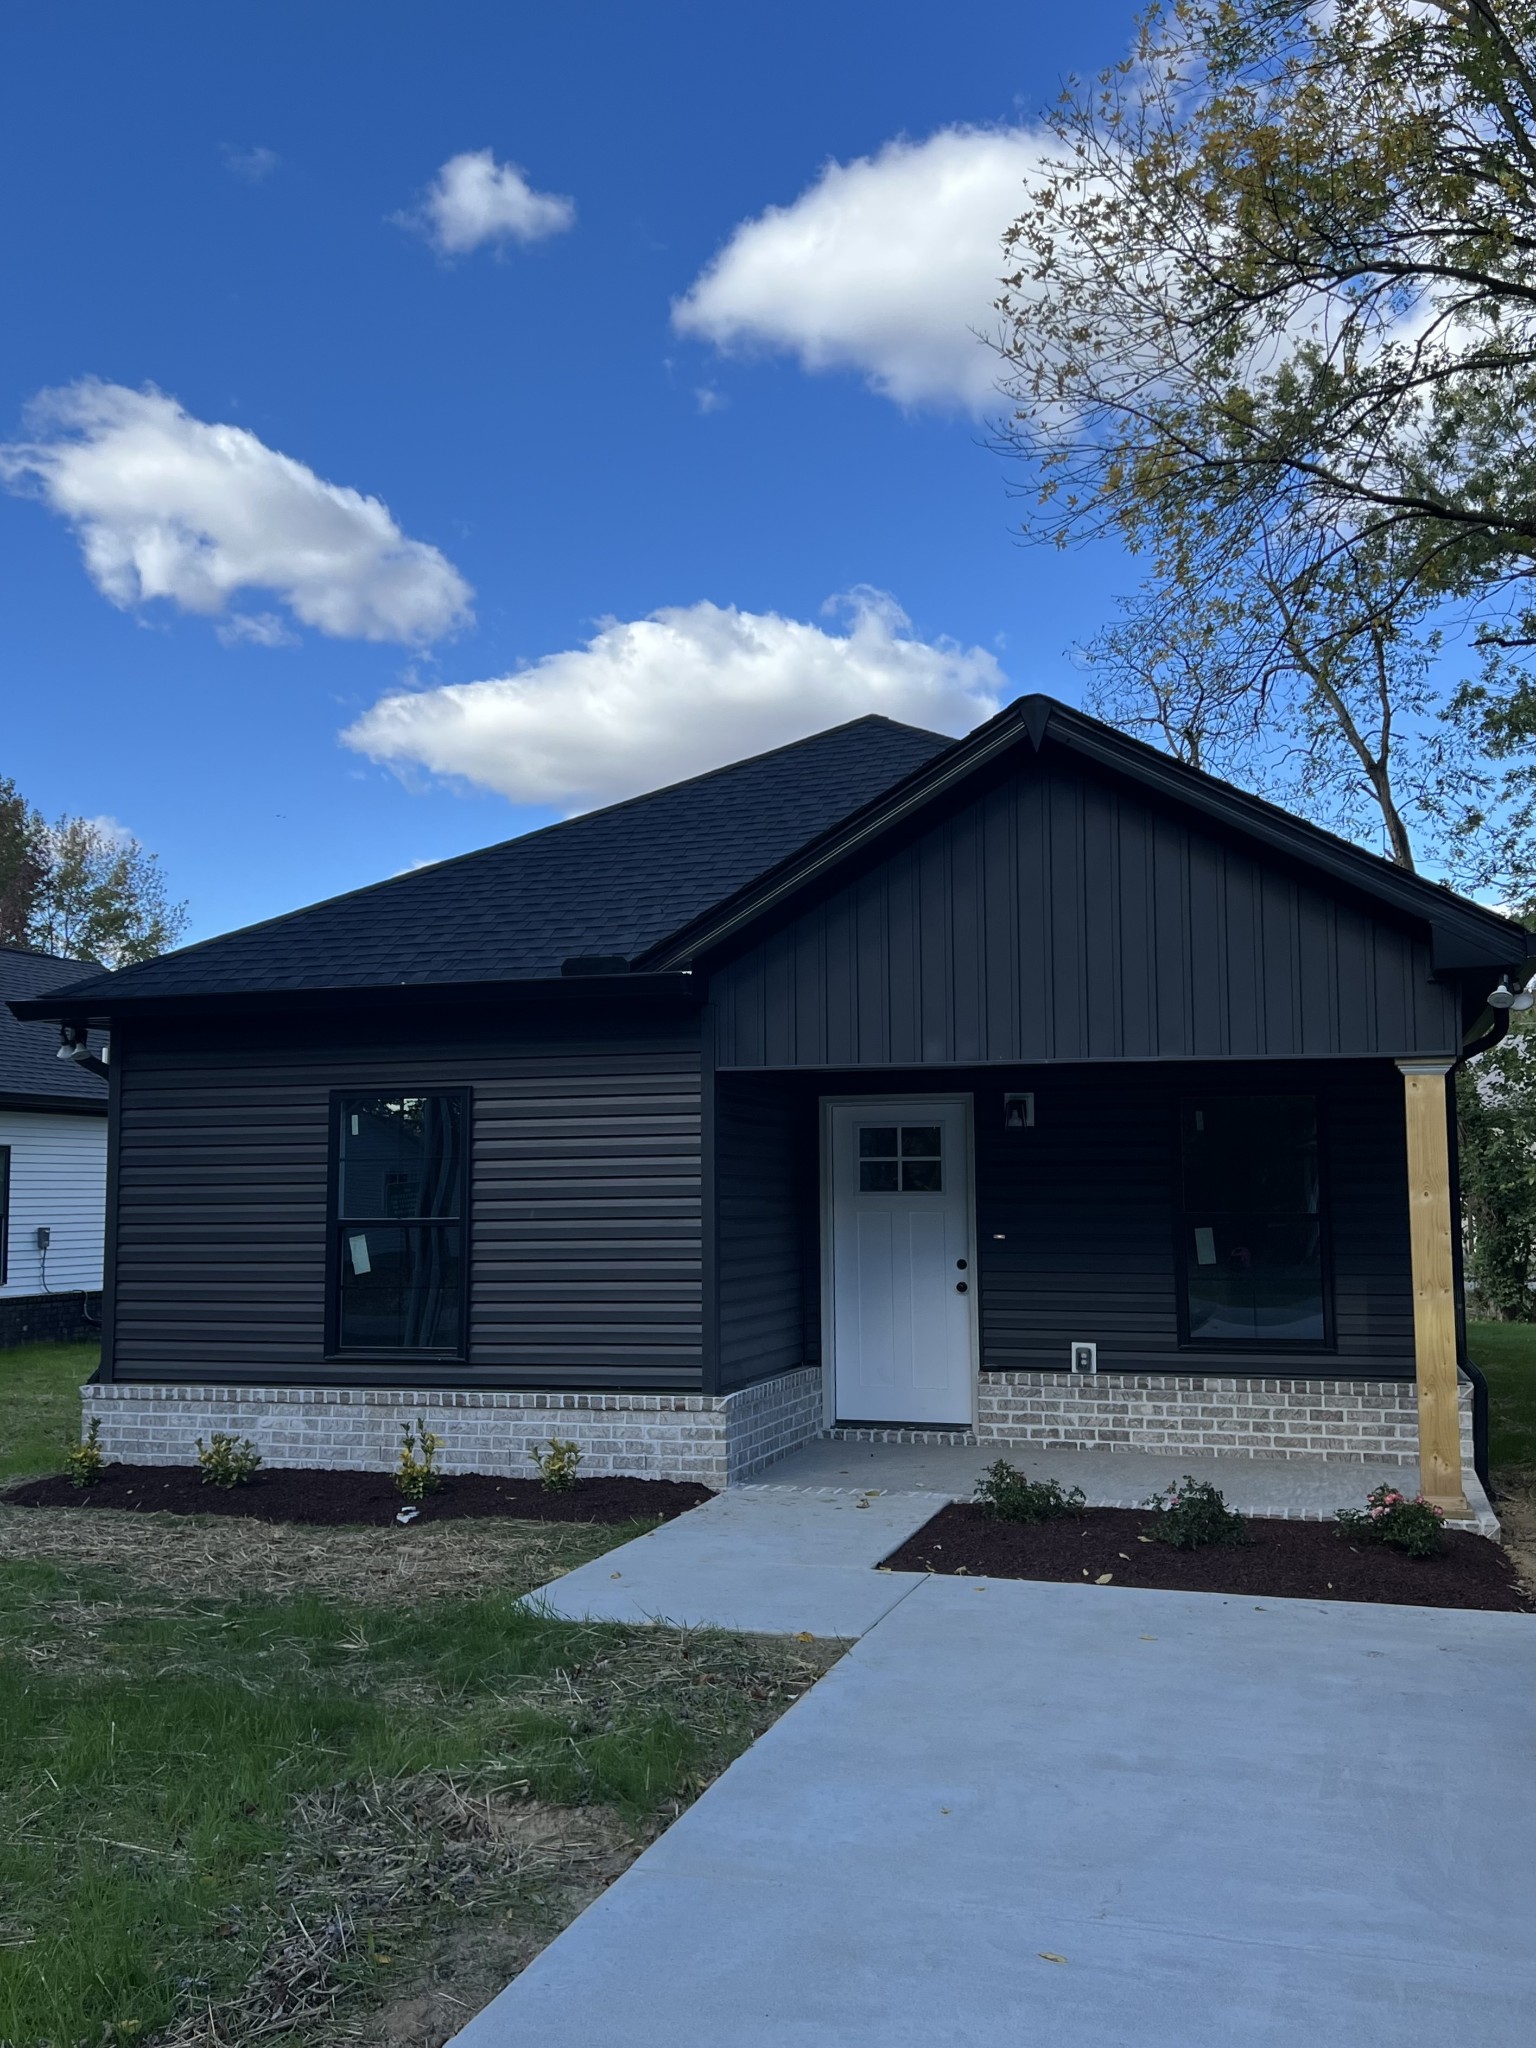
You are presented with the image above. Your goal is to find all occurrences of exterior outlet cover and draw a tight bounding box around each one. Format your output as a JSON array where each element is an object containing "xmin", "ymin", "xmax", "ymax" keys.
[{"xmin": 1070, "ymin": 1341, "xmax": 1097, "ymax": 1374}]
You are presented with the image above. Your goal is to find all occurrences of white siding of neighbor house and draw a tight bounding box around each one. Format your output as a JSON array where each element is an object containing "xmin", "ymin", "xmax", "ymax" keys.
[{"xmin": 0, "ymin": 1111, "xmax": 107, "ymax": 1298}]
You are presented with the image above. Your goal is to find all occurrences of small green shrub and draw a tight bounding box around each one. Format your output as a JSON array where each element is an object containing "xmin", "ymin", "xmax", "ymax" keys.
[
  {"xmin": 1143, "ymin": 1475, "xmax": 1247, "ymax": 1550},
  {"xmin": 396, "ymin": 1418, "xmax": 443, "ymax": 1501},
  {"xmin": 195, "ymin": 1432, "xmax": 262, "ymax": 1488},
  {"xmin": 974, "ymin": 1459, "xmax": 1086, "ymax": 1523},
  {"xmin": 65, "ymin": 1417, "xmax": 104, "ymax": 1489},
  {"xmin": 530, "ymin": 1437, "xmax": 583, "ymax": 1492},
  {"xmin": 1337, "ymin": 1483, "xmax": 1446, "ymax": 1559}
]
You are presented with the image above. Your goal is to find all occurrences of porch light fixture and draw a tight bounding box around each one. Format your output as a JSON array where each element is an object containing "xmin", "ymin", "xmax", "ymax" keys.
[
  {"xmin": 1488, "ymin": 976, "xmax": 1534, "ymax": 1013},
  {"xmin": 1003, "ymin": 1092, "xmax": 1035, "ymax": 1130}
]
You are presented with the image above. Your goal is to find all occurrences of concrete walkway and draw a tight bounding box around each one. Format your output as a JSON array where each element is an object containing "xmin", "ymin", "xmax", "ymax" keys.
[
  {"xmin": 755, "ymin": 1434, "xmax": 1433, "ymax": 1518},
  {"xmin": 458, "ymin": 1575, "xmax": 1536, "ymax": 2047},
  {"xmin": 531, "ymin": 1485, "xmax": 935, "ymax": 1635}
]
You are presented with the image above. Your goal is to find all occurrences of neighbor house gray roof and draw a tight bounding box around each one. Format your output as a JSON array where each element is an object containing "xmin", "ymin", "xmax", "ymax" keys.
[
  {"xmin": 0, "ymin": 948, "xmax": 109, "ymax": 1109},
  {"xmin": 23, "ymin": 716, "xmax": 953, "ymax": 1009}
]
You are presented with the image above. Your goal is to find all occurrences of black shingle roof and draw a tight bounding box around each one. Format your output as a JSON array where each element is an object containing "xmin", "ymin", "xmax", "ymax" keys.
[
  {"xmin": 0, "ymin": 948, "xmax": 109, "ymax": 1106},
  {"xmin": 30, "ymin": 716, "xmax": 954, "ymax": 1008}
]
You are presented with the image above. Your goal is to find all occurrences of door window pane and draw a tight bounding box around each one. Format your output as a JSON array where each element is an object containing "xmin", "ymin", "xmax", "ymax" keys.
[
  {"xmin": 857, "ymin": 1121, "xmax": 944, "ymax": 1193},
  {"xmin": 1180, "ymin": 1097, "xmax": 1324, "ymax": 1344}
]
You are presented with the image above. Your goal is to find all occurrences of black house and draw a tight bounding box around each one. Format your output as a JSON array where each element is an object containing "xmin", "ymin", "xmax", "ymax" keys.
[{"xmin": 14, "ymin": 696, "xmax": 1527, "ymax": 1511}]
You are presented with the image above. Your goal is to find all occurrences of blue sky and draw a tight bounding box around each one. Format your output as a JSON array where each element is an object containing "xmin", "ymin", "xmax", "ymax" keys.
[{"xmin": 0, "ymin": 1, "xmax": 1141, "ymax": 945}]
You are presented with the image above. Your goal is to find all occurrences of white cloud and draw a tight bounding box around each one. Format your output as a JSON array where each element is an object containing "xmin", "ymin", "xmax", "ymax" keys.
[
  {"xmin": 343, "ymin": 589, "xmax": 1004, "ymax": 810},
  {"xmin": 0, "ymin": 380, "xmax": 472, "ymax": 645},
  {"xmin": 397, "ymin": 149, "xmax": 576, "ymax": 255},
  {"xmin": 216, "ymin": 610, "xmax": 296, "ymax": 648},
  {"xmin": 673, "ymin": 126, "xmax": 1046, "ymax": 410},
  {"xmin": 223, "ymin": 144, "xmax": 279, "ymax": 183}
]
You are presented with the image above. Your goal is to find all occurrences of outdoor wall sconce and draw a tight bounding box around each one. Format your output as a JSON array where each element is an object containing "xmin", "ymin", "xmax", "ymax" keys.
[
  {"xmin": 1003, "ymin": 1092, "xmax": 1035, "ymax": 1130},
  {"xmin": 1487, "ymin": 976, "xmax": 1534, "ymax": 1013}
]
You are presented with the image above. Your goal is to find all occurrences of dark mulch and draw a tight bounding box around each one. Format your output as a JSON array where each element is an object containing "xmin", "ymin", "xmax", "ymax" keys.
[
  {"xmin": 881, "ymin": 1503, "xmax": 1536, "ymax": 1613},
  {"xmin": 4, "ymin": 1463, "xmax": 712, "ymax": 1528}
]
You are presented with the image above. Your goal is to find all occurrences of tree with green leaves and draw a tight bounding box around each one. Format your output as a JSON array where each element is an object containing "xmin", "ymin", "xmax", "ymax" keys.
[
  {"xmin": 1458, "ymin": 1017, "xmax": 1536, "ymax": 1318},
  {"xmin": 0, "ymin": 781, "xmax": 187, "ymax": 967},
  {"xmin": 0, "ymin": 776, "xmax": 47, "ymax": 945},
  {"xmin": 999, "ymin": 0, "xmax": 1536, "ymax": 887},
  {"xmin": 28, "ymin": 815, "xmax": 187, "ymax": 967}
]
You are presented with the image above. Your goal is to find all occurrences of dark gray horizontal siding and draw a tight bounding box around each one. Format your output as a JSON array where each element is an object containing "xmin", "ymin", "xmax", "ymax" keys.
[
  {"xmin": 109, "ymin": 1016, "xmax": 703, "ymax": 1387},
  {"xmin": 715, "ymin": 1074, "xmax": 808, "ymax": 1391},
  {"xmin": 711, "ymin": 757, "xmax": 1462, "ymax": 1067}
]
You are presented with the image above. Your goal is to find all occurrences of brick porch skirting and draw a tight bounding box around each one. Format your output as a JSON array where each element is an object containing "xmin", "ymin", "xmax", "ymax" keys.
[
  {"xmin": 974, "ymin": 1369, "xmax": 1475, "ymax": 1476},
  {"xmin": 78, "ymin": 1367, "xmax": 825, "ymax": 1491}
]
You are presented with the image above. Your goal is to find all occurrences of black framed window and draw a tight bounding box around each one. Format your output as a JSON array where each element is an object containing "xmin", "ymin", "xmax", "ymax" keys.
[
  {"xmin": 1179, "ymin": 1095, "xmax": 1326, "ymax": 1346},
  {"xmin": 332, "ymin": 1093, "xmax": 467, "ymax": 1353},
  {"xmin": 0, "ymin": 1145, "xmax": 9, "ymax": 1285}
]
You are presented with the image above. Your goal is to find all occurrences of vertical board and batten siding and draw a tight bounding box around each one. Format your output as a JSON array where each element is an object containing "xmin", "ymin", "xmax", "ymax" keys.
[
  {"xmin": 0, "ymin": 1110, "xmax": 107, "ymax": 1296},
  {"xmin": 710, "ymin": 756, "xmax": 1463, "ymax": 1069},
  {"xmin": 109, "ymin": 1017, "xmax": 703, "ymax": 1386}
]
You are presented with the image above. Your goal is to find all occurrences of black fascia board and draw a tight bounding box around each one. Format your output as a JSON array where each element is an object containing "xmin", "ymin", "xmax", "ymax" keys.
[
  {"xmin": 0, "ymin": 1090, "xmax": 108, "ymax": 1117},
  {"xmin": 7, "ymin": 970, "xmax": 700, "ymax": 1030},
  {"xmin": 638, "ymin": 694, "xmax": 1531, "ymax": 977}
]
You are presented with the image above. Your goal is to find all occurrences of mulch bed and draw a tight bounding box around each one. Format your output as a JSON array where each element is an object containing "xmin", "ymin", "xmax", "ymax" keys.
[
  {"xmin": 881, "ymin": 1503, "xmax": 1536, "ymax": 1613},
  {"xmin": 4, "ymin": 1463, "xmax": 712, "ymax": 1528}
]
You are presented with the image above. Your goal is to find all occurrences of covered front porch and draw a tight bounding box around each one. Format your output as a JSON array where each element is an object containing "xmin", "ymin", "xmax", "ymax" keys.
[{"xmin": 713, "ymin": 1054, "xmax": 1482, "ymax": 1521}]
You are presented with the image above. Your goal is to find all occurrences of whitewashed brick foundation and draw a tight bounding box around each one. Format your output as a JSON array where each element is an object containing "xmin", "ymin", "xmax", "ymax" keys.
[
  {"xmin": 973, "ymin": 1369, "xmax": 1480, "ymax": 1498},
  {"xmin": 79, "ymin": 1367, "xmax": 824, "ymax": 1491}
]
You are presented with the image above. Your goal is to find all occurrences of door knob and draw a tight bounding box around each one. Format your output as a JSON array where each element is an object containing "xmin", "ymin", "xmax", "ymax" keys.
[{"xmin": 955, "ymin": 1280, "xmax": 969, "ymax": 1293}]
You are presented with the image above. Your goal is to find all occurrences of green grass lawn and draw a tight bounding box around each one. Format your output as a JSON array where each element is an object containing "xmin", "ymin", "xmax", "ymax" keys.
[
  {"xmin": 0, "ymin": 1340, "xmax": 99, "ymax": 1483},
  {"xmin": 1467, "ymin": 1320, "xmax": 1536, "ymax": 1472},
  {"xmin": 0, "ymin": 1345, "xmax": 838, "ymax": 2044}
]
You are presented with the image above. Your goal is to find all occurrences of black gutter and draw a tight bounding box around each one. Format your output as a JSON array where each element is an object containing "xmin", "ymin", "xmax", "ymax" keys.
[{"xmin": 7, "ymin": 970, "xmax": 700, "ymax": 1029}]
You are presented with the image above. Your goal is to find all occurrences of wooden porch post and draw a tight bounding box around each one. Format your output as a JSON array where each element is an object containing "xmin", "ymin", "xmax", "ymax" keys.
[{"xmin": 1395, "ymin": 1059, "xmax": 1468, "ymax": 1515}]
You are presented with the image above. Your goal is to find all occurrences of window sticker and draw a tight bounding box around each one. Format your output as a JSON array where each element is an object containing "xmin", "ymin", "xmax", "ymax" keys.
[
  {"xmin": 348, "ymin": 1232, "xmax": 372, "ymax": 1275},
  {"xmin": 1193, "ymin": 1226, "xmax": 1217, "ymax": 1267}
]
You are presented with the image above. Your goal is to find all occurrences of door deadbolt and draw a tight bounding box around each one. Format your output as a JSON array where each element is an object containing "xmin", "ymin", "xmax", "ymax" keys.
[{"xmin": 956, "ymin": 1258, "xmax": 968, "ymax": 1270}]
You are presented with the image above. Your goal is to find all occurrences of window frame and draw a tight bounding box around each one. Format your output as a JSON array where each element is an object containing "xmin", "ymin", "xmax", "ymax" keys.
[
  {"xmin": 324, "ymin": 1087, "xmax": 471, "ymax": 1362},
  {"xmin": 1173, "ymin": 1088, "xmax": 1335, "ymax": 1353},
  {"xmin": 0, "ymin": 1144, "xmax": 9, "ymax": 1286}
]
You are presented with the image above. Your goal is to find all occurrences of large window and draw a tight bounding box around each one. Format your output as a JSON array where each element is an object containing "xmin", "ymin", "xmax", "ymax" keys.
[
  {"xmin": 332, "ymin": 1093, "xmax": 467, "ymax": 1354},
  {"xmin": 1179, "ymin": 1095, "xmax": 1326, "ymax": 1346}
]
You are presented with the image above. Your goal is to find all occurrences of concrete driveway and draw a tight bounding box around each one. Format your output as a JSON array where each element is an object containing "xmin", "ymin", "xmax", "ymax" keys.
[{"xmin": 457, "ymin": 1575, "xmax": 1535, "ymax": 2046}]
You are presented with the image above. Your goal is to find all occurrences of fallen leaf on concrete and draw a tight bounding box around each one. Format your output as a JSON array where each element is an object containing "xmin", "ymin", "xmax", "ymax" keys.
[
  {"xmin": 1038, "ymin": 1953, "xmax": 1068, "ymax": 1965},
  {"xmin": 1139, "ymin": 1635, "xmax": 1156, "ymax": 1641},
  {"xmin": 609, "ymin": 1572, "xmax": 622, "ymax": 1580}
]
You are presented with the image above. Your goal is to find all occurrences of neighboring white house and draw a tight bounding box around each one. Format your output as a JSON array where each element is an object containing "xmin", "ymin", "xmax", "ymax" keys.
[{"xmin": 0, "ymin": 946, "xmax": 107, "ymax": 1347}]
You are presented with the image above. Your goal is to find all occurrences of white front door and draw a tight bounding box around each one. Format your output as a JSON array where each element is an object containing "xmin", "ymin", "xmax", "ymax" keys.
[{"xmin": 826, "ymin": 1098, "xmax": 975, "ymax": 1426}]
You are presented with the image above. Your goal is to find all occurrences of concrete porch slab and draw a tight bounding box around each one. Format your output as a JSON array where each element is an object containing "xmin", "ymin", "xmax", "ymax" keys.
[
  {"xmin": 749, "ymin": 1435, "xmax": 1500, "ymax": 1534},
  {"xmin": 529, "ymin": 1485, "xmax": 935, "ymax": 1635},
  {"xmin": 455, "ymin": 1576, "xmax": 1536, "ymax": 2048}
]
